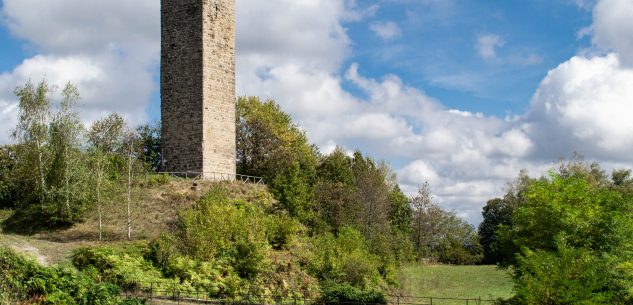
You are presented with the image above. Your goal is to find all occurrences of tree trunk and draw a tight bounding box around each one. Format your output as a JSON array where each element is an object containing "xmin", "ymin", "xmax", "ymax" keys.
[
  {"xmin": 64, "ymin": 144, "xmax": 71, "ymax": 216},
  {"xmin": 36, "ymin": 138, "xmax": 46, "ymax": 209},
  {"xmin": 127, "ymin": 141, "xmax": 133, "ymax": 240},
  {"xmin": 96, "ymin": 158, "xmax": 103, "ymax": 241}
]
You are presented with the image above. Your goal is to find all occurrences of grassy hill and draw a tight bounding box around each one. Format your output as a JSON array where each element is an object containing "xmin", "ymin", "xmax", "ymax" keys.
[
  {"xmin": 0, "ymin": 178, "xmax": 268, "ymax": 264},
  {"xmin": 1, "ymin": 177, "xmax": 514, "ymax": 304}
]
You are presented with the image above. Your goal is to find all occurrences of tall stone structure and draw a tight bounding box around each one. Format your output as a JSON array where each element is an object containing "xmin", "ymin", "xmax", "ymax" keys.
[{"xmin": 161, "ymin": 0, "xmax": 236, "ymax": 178}]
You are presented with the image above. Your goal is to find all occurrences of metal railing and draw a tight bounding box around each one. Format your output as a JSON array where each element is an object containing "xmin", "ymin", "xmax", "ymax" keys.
[
  {"xmin": 392, "ymin": 295, "xmax": 494, "ymax": 305},
  {"xmin": 122, "ymin": 282, "xmax": 497, "ymax": 305},
  {"xmin": 158, "ymin": 171, "xmax": 264, "ymax": 184}
]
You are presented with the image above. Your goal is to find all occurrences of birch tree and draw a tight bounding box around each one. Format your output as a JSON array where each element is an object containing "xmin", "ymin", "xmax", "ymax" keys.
[
  {"xmin": 12, "ymin": 80, "xmax": 52, "ymax": 209},
  {"xmin": 123, "ymin": 129, "xmax": 139, "ymax": 240},
  {"xmin": 48, "ymin": 83, "xmax": 85, "ymax": 223},
  {"xmin": 88, "ymin": 114, "xmax": 125, "ymax": 240}
]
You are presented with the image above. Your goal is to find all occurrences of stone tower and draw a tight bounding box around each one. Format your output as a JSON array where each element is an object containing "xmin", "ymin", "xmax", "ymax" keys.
[{"xmin": 161, "ymin": 0, "xmax": 236, "ymax": 178}]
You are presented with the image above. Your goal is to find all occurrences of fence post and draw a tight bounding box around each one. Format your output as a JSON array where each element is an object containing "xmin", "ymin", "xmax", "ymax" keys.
[
  {"xmin": 397, "ymin": 295, "xmax": 400, "ymax": 305},
  {"xmin": 149, "ymin": 282, "xmax": 153, "ymax": 303}
]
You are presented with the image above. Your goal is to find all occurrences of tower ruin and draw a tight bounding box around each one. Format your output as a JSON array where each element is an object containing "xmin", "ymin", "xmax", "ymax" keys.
[{"xmin": 160, "ymin": 0, "xmax": 236, "ymax": 177}]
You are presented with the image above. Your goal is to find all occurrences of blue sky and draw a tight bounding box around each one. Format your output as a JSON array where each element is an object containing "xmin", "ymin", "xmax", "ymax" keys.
[
  {"xmin": 341, "ymin": 0, "xmax": 593, "ymax": 116},
  {"xmin": 1, "ymin": 0, "xmax": 632, "ymax": 223}
]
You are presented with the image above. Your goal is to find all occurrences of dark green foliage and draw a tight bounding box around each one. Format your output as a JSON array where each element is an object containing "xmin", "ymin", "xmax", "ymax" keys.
[
  {"xmin": 153, "ymin": 186, "xmax": 269, "ymax": 279},
  {"xmin": 0, "ymin": 145, "xmax": 18, "ymax": 209},
  {"xmin": 388, "ymin": 185, "xmax": 412, "ymax": 236},
  {"xmin": 266, "ymin": 213, "xmax": 300, "ymax": 250},
  {"xmin": 305, "ymin": 227, "xmax": 384, "ymax": 289},
  {"xmin": 135, "ymin": 122, "xmax": 162, "ymax": 171},
  {"xmin": 72, "ymin": 246, "xmax": 164, "ymax": 290},
  {"xmin": 492, "ymin": 161, "xmax": 633, "ymax": 304},
  {"xmin": 512, "ymin": 240, "xmax": 616, "ymax": 305},
  {"xmin": 0, "ymin": 246, "xmax": 126, "ymax": 304},
  {"xmin": 2, "ymin": 203, "xmax": 77, "ymax": 234},
  {"xmin": 120, "ymin": 297, "xmax": 147, "ymax": 305},
  {"xmin": 271, "ymin": 162, "xmax": 313, "ymax": 218},
  {"xmin": 320, "ymin": 282, "xmax": 387, "ymax": 304},
  {"xmin": 236, "ymin": 97, "xmax": 317, "ymax": 219},
  {"xmin": 316, "ymin": 147, "xmax": 355, "ymax": 187},
  {"xmin": 478, "ymin": 198, "xmax": 515, "ymax": 264}
]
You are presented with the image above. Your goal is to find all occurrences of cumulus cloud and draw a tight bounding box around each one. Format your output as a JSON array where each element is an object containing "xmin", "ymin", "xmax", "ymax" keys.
[
  {"xmin": 526, "ymin": 54, "xmax": 633, "ymax": 161},
  {"xmin": 0, "ymin": 0, "xmax": 159, "ymax": 141},
  {"xmin": 369, "ymin": 21, "xmax": 402, "ymax": 41},
  {"xmin": 1, "ymin": 0, "xmax": 633, "ymax": 224},
  {"xmin": 476, "ymin": 34, "xmax": 504, "ymax": 60},
  {"xmin": 592, "ymin": 0, "xmax": 633, "ymax": 66}
]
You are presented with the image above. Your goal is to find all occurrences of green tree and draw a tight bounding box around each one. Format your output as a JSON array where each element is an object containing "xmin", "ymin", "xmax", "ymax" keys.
[
  {"xmin": 504, "ymin": 169, "xmax": 633, "ymax": 304},
  {"xmin": 411, "ymin": 183, "xmax": 481, "ymax": 264},
  {"xmin": 135, "ymin": 121, "xmax": 162, "ymax": 171},
  {"xmin": 478, "ymin": 198, "xmax": 513, "ymax": 264},
  {"xmin": 47, "ymin": 83, "xmax": 86, "ymax": 224},
  {"xmin": 479, "ymin": 170, "xmax": 531, "ymax": 265},
  {"xmin": 236, "ymin": 96, "xmax": 317, "ymax": 218},
  {"xmin": 0, "ymin": 145, "xmax": 18, "ymax": 209},
  {"xmin": 12, "ymin": 80, "xmax": 52, "ymax": 208},
  {"xmin": 314, "ymin": 147, "xmax": 357, "ymax": 233},
  {"xmin": 352, "ymin": 152, "xmax": 391, "ymax": 239},
  {"xmin": 388, "ymin": 185, "xmax": 412, "ymax": 236},
  {"xmin": 88, "ymin": 113, "xmax": 126, "ymax": 240}
]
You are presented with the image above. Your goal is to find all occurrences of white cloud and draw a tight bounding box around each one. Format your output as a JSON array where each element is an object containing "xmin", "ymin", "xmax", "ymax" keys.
[
  {"xmin": 2, "ymin": 0, "xmax": 633, "ymax": 225},
  {"xmin": 476, "ymin": 34, "xmax": 504, "ymax": 60},
  {"xmin": 369, "ymin": 21, "xmax": 402, "ymax": 41},
  {"xmin": 592, "ymin": 0, "xmax": 633, "ymax": 66},
  {"xmin": 0, "ymin": 0, "xmax": 158, "ymax": 140},
  {"xmin": 399, "ymin": 160, "xmax": 440, "ymax": 185},
  {"xmin": 526, "ymin": 54, "xmax": 633, "ymax": 161}
]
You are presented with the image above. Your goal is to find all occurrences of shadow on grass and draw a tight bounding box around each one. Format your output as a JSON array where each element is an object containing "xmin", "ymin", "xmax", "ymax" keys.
[{"xmin": 1, "ymin": 206, "xmax": 75, "ymax": 235}]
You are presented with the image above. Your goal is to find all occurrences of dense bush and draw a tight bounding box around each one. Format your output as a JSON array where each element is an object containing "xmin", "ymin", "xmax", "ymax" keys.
[
  {"xmin": 266, "ymin": 213, "xmax": 300, "ymax": 250},
  {"xmin": 72, "ymin": 246, "xmax": 164, "ymax": 290},
  {"xmin": 488, "ymin": 162, "xmax": 633, "ymax": 304},
  {"xmin": 320, "ymin": 282, "xmax": 386, "ymax": 304},
  {"xmin": 305, "ymin": 227, "xmax": 385, "ymax": 289},
  {"xmin": 170, "ymin": 186, "xmax": 270, "ymax": 279},
  {"xmin": 0, "ymin": 246, "xmax": 129, "ymax": 304}
]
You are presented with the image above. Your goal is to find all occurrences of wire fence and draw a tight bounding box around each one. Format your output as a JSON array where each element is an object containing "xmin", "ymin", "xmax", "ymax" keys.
[
  {"xmin": 158, "ymin": 171, "xmax": 264, "ymax": 184},
  {"xmin": 122, "ymin": 282, "xmax": 497, "ymax": 305}
]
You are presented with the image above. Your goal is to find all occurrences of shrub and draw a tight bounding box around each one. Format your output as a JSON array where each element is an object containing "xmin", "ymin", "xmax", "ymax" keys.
[
  {"xmin": 72, "ymin": 246, "xmax": 164, "ymax": 290},
  {"xmin": 320, "ymin": 282, "xmax": 386, "ymax": 304},
  {"xmin": 266, "ymin": 213, "xmax": 300, "ymax": 250},
  {"xmin": 159, "ymin": 255, "xmax": 243, "ymax": 297},
  {"xmin": 306, "ymin": 227, "xmax": 383, "ymax": 289},
  {"xmin": 0, "ymin": 246, "xmax": 125, "ymax": 304},
  {"xmin": 164, "ymin": 186, "xmax": 270, "ymax": 279}
]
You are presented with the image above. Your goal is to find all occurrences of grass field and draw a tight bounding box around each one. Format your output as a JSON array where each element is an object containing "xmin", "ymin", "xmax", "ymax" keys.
[{"xmin": 397, "ymin": 264, "xmax": 514, "ymax": 303}]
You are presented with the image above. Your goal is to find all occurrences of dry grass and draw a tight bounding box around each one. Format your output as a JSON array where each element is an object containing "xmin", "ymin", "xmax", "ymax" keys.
[
  {"xmin": 0, "ymin": 177, "xmax": 268, "ymax": 265},
  {"xmin": 35, "ymin": 178, "xmax": 268, "ymax": 242}
]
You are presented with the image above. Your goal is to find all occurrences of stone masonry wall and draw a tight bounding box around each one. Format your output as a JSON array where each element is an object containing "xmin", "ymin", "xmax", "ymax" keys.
[{"xmin": 161, "ymin": 0, "xmax": 236, "ymax": 177}]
